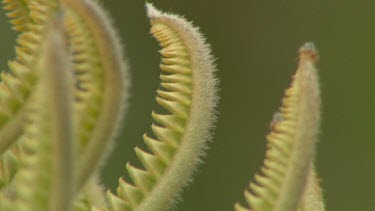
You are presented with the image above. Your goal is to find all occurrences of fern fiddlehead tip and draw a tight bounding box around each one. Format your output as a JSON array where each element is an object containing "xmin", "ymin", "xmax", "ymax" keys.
[{"xmin": 236, "ymin": 42, "xmax": 323, "ymax": 211}]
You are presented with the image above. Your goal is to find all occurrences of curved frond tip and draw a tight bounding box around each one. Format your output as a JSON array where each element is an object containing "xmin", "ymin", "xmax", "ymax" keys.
[
  {"xmin": 108, "ymin": 3, "xmax": 218, "ymax": 211},
  {"xmin": 236, "ymin": 43, "xmax": 323, "ymax": 211}
]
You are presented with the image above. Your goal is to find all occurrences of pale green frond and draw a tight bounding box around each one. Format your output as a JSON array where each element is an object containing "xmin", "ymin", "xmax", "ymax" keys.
[
  {"xmin": 59, "ymin": 0, "xmax": 130, "ymax": 189},
  {"xmin": 236, "ymin": 43, "xmax": 321, "ymax": 211},
  {"xmin": 108, "ymin": 4, "xmax": 218, "ymax": 211},
  {"xmin": 0, "ymin": 0, "xmax": 59, "ymax": 155},
  {"xmin": 298, "ymin": 165, "xmax": 325, "ymax": 211},
  {"xmin": 2, "ymin": 0, "xmax": 31, "ymax": 32},
  {"xmin": 64, "ymin": 8, "xmax": 106, "ymax": 152},
  {"xmin": 14, "ymin": 14, "xmax": 75, "ymax": 211}
]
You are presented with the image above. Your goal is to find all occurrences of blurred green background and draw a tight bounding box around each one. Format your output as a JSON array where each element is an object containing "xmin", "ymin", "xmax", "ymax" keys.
[{"xmin": 1, "ymin": 0, "xmax": 375, "ymax": 210}]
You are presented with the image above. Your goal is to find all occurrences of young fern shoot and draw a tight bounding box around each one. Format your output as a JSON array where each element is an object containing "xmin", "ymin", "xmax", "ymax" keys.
[
  {"xmin": 13, "ymin": 14, "xmax": 75, "ymax": 211},
  {"xmin": 59, "ymin": 0, "xmax": 130, "ymax": 189},
  {"xmin": 0, "ymin": 0, "xmax": 59, "ymax": 155},
  {"xmin": 0, "ymin": 0, "xmax": 60, "ymax": 196},
  {"xmin": 107, "ymin": 4, "xmax": 218, "ymax": 211},
  {"xmin": 235, "ymin": 43, "xmax": 324, "ymax": 211}
]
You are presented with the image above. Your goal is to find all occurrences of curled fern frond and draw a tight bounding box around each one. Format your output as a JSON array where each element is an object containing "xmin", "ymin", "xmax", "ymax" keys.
[
  {"xmin": 2, "ymin": 0, "xmax": 31, "ymax": 32},
  {"xmin": 0, "ymin": 0, "xmax": 71, "ymax": 194},
  {"xmin": 14, "ymin": 14, "xmax": 75, "ymax": 211},
  {"xmin": 59, "ymin": 0, "xmax": 130, "ymax": 189},
  {"xmin": 107, "ymin": 4, "xmax": 218, "ymax": 211},
  {"xmin": 0, "ymin": 0, "xmax": 59, "ymax": 154},
  {"xmin": 235, "ymin": 43, "xmax": 322, "ymax": 211}
]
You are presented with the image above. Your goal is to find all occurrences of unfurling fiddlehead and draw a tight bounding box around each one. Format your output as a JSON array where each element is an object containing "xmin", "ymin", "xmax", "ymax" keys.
[
  {"xmin": 107, "ymin": 4, "xmax": 218, "ymax": 211},
  {"xmin": 0, "ymin": 0, "xmax": 58, "ymax": 155},
  {"xmin": 0, "ymin": 0, "xmax": 131, "ymax": 209},
  {"xmin": 14, "ymin": 14, "xmax": 74, "ymax": 211},
  {"xmin": 59, "ymin": 0, "xmax": 130, "ymax": 190},
  {"xmin": 235, "ymin": 43, "xmax": 325, "ymax": 211}
]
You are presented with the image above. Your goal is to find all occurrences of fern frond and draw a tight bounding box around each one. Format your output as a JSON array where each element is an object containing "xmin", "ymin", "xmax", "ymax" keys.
[
  {"xmin": 63, "ymin": 6, "xmax": 106, "ymax": 153},
  {"xmin": 107, "ymin": 4, "xmax": 218, "ymax": 211},
  {"xmin": 2, "ymin": 0, "xmax": 31, "ymax": 32},
  {"xmin": 299, "ymin": 166, "xmax": 325, "ymax": 211},
  {"xmin": 14, "ymin": 14, "xmax": 75, "ymax": 211},
  {"xmin": 59, "ymin": 0, "xmax": 130, "ymax": 189},
  {"xmin": 0, "ymin": 0, "xmax": 59, "ymax": 154},
  {"xmin": 235, "ymin": 43, "xmax": 321, "ymax": 211}
]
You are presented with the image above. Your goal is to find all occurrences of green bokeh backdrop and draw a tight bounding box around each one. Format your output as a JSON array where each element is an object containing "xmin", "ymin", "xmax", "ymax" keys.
[{"xmin": 1, "ymin": 1, "xmax": 374, "ymax": 210}]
